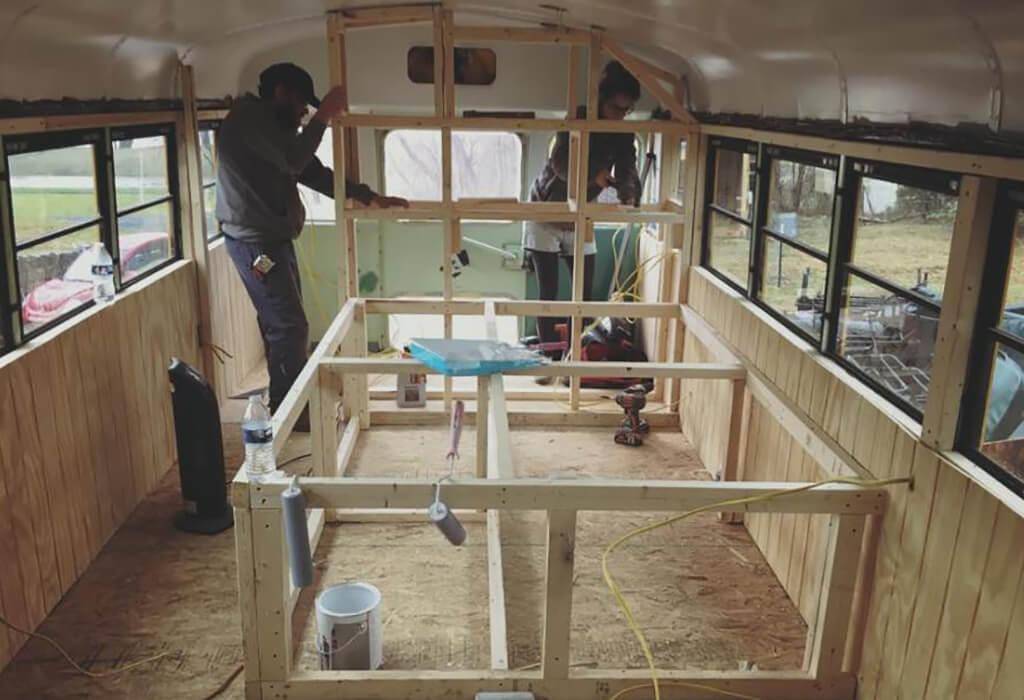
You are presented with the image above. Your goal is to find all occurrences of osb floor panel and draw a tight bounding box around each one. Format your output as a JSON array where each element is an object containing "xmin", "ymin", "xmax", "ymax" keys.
[
  {"xmin": 292, "ymin": 427, "xmax": 806, "ymax": 672},
  {"xmin": 0, "ymin": 425, "xmax": 806, "ymax": 700}
]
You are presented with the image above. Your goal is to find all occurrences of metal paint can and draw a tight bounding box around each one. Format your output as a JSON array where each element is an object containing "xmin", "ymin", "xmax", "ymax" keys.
[{"xmin": 315, "ymin": 582, "xmax": 383, "ymax": 670}]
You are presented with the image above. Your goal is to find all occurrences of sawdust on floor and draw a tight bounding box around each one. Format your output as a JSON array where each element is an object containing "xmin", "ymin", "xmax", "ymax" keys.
[
  {"xmin": 0, "ymin": 424, "xmax": 806, "ymax": 700},
  {"xmin": 293, "ymin": 426, "xmax": 806, "ymax": 672}
]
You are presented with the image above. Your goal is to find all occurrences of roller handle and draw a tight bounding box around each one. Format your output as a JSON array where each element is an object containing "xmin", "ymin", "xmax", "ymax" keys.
[{"xmin": 446, "ymin": 400, "xmax": 465, "ymax": 459}]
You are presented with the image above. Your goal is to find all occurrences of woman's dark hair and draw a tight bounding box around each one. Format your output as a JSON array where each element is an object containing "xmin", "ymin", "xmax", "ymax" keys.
[{"xmin": 598, "ymin": 60, "xmax": 641, "ymax": 104}]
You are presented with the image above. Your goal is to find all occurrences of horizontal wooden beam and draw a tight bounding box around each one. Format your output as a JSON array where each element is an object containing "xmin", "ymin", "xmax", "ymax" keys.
[
  {"xmin": 265, "ymin": 670, "xmax": 856, "ymax": 700},
  {"xmin": 701, "ymin": 124, "xmax": 1024, "ymax": 181},
  {"xmin": 333, "ymin": 5, "xmax": 434, "ymax": 28},
  {"xmin": 368, "ymin": 406, "xmax": 682, "ymax": 429},
  {"xmin": 0, "ymin": 110, "xmax": 180, "ymax": 135},
  {"xmin": 362, "ymin": 298, "xmax": 681, "ymax": 318},
  {"xmin": 342, "ymin": 202, "xmax": 686, "ymax": 222},
  {"xmin": 369, "ymin": 387, "xmax": 617, "ymax": 401},
  {"xmin": 247, "ymin": 477, "xmax": 887, "ymax": 513},
  {"xmin": 334, "ymin": 113, "xmax": 691, "ymax": 133},
  {"xmin": 270, "ymin": 298, "xmax": 356, "ymax": 456},
  {"xmin": 321, "ymin": 357, "xmax": 745, "ymax": 380},
  {"xmin": 452, "ymin": 25, "xmax": 589, "ymax": 44},
  {"xmin": 330, "ymin": 508, "xmax": 486, "ymax": 524},
  {"xmin": 197, "ymin": 108, "xmax": 229, "ymax": 122}
]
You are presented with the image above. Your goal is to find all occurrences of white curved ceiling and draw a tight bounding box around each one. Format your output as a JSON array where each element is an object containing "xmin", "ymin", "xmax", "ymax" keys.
[{"xmin": 0, "ymin": 0, "xmax": 1022, "ymax": 135}]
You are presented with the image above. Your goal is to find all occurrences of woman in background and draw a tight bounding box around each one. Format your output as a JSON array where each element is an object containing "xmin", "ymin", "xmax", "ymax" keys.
[{"xmin": 524, "ymin": 60, "xmax": 641, "ymax": 370}]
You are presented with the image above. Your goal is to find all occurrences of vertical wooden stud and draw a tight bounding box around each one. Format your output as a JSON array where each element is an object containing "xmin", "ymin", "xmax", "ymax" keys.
[
  {"xmin": 438, "ymin": 8, "xmax": 456, "ymax": 410},
  {"xmin": 476, "ymin": 374, "xmax": 489, "ymax": 478},
  {"xmin": 177, "ymin": 63, "xmax": 215, "ymax": 381},
  {"xmin": 921, "ymin": 175, "xmax": 997, "ymax": 450},
  {"xmin": 542, "ymin": 509, "xmax": 577, "ymax": 679},
  {"xmin": 252, "ymin": 507, "xmax": 290, "ymax": 681},
  {"xmin": 233, "ymin": 504, "xmax": 263, "ymax": 688},
  {"xmin": 806, "ymin": 514, "xmax": 863, "ymax": 679},
  {"xmin": 341, "ymin": 301, "xmax": 370, "ymax": 429},
  {"xmin": 327, "ymin": 14, "xmax": 357, "ymax": 304},
  {"xmin": 569, "ymin": 32, "xmax": 601, "ymax": 410}
]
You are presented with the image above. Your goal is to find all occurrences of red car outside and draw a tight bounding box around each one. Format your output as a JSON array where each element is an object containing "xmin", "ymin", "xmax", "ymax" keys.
[{"xmin": 21, "ymin": 232, "xmax": 170, "ymax": 328}]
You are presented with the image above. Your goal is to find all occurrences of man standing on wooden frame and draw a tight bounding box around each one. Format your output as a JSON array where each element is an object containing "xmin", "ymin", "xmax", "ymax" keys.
[{"xmin": 215, "ymin": 62, "xmax": 408, "ymax": 426}]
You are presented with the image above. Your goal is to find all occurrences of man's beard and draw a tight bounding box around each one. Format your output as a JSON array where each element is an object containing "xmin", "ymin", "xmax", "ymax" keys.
[{"xmin": 273, "ymin": 102, "xmax": 301, "ymax": 131}]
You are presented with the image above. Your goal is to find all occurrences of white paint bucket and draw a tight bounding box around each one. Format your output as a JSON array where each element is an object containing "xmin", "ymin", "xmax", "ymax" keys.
[{"xmin": 315, "ymin": 582, "xmax": 383, "ymax": 670}]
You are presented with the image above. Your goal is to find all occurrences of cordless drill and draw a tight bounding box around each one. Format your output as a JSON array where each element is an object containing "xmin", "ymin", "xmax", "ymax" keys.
[{"xmin": 614, "ymin": 384, "xmax": 650, "ymax": 447}]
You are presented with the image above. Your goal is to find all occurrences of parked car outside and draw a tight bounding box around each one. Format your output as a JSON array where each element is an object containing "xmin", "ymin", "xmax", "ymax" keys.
[{"xmin": 21, "ymin": 232, "xmax": 170, "ymax": 328}]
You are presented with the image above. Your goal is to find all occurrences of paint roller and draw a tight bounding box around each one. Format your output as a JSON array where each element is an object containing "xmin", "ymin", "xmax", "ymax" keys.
[
  {"xmin": 429, "ymin": 400, "xmax": 467, "ymax": 546},
  {"xmin": 282, "ymin": 475, "xmax": 314, "ymax": 588}
]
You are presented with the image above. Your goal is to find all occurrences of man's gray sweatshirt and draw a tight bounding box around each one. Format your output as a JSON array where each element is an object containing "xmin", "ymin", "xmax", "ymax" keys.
[{"xmin": 215, "ymin": 94, "xmax": 374, "ymax": 244}]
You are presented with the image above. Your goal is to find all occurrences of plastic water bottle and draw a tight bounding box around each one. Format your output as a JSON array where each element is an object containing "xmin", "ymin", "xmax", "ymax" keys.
[
  {"xmin": 242, "ymin": 396, "xmax": 276, "ymax": 477},
  {"xmin": 91, "ymin": 242, "xmax": 115, "ymax": 303}
]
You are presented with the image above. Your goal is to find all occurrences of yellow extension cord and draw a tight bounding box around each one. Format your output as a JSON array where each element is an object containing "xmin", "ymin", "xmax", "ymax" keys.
[
  {"xmin": 0, "ymin": 613, "xmax": 170, "ymax": 678},
  {"xmin": 602, "ymin": 475, "xmax": 913, "ymax": 700},
  {"xmin": 551, "ymin": 223, "xmax": 672, "ymax": 410}
]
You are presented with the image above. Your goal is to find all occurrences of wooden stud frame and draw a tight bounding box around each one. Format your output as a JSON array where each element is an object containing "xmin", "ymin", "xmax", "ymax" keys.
[
  {"xmin": 325, "ymin": 10, "xmax": 700, "ymax": 412},
  {"xmin": 231, "ymin": 294, "xmax": 886, "ymax": 700}
]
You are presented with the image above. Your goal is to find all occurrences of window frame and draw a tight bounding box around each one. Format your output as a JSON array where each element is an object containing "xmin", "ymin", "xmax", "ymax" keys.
[
  {"xmin": 380, "ymin": 128, "xmax": 526, "ymax": 204},
  {"xmin": 0, "ymin": 137, "xmax": 17, "ymax": 351},
  {"xmin": 958, "ymin": 182, "xmax": 1024, "ymax": 500},
  {"xmin": 702, "ymin": 140, "xmax": 965, "ymax": 423},
  {"xmin": 824, "ymin": 159, "xmax": 959, "ymax": 419},
  {"xmin": 701, "ymin": 136, "xmax": 759, "ymax": 294},
  {"xmin": 199, "ymin": 120, "xmax": 221, "ymax": 242},
  {"xmin": 751, "ymin": 144, "xmax": 840, "ymax": 345},
  {"xmin": 0, "ymin": 123, "xmax": 181, "ymax": 345},
  {"xmin": 109, "ymin": 123, "xmax": 181, "ymax": 290},
  {"xmin": 4, "ymin": 128, "xmax": 109, "ymax": 341}
]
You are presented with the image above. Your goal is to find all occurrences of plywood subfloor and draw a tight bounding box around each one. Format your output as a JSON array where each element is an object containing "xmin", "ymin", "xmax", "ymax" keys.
[
  {"xmin": 0, "ymin": 424, "xmax": 806, "ymax": 700},
  {"xmin": 292, "ymin": 426, "xmax": 806, "ymax": 673}
]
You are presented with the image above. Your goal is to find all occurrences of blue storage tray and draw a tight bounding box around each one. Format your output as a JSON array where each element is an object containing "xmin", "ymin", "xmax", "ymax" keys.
[{"xmin": 408, "ymin": 338, "xmax": 548, "ymax": 376}]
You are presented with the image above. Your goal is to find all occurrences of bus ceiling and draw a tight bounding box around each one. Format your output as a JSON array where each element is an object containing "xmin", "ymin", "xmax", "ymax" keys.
[{"xmin": 0, "ymin": 1, "xmax": 1021, "ymax": 143}]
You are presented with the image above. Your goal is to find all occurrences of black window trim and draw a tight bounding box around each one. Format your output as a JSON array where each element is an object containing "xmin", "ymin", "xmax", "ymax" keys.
[
  {"xmin": 15, "ymin": 216, "xmax": 105, "ymax": 252},
  {"xmin": 762, "ymin": 228, "xmax": 829, "ymax": 262},
  {"xmin": 750, "ymin": 144, "xmax": 840, "ymax": 346},
  {"xmin": 0, "ymin": 122, "xmax": 181, "ymax": 345},
  {"xmin": 4, "ymin": 129, "xmax": 108, "ymax": 342},
  {"xmin": 113, "ymin": 123, "xmax": 181, "ymax": 292},
  {"xmin": 702, "ymin": 136, "xmax": 759, "ymax": 294},
  {"xmin": 702, "ymin": 138, "xmax": 965, "ymax": 426},
  {"xmin": 708, "ymin": 203, "xmax": 752, "ymax": 227},
  {"xmin": 958, "ymin": 180, "xmax": 1024, "ymax": 500},
  {"xmin": 824, "ymin": 158, "xmax": 961, "ymax": 419},
  {"xmin": 0, "ymin": 136, "xmax": 15, "ymax": 350}
]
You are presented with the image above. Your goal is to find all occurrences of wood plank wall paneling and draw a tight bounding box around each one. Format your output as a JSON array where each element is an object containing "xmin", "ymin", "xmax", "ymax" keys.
[
  {"xmin": 207, "ymin": 240, "xmax": 265, "ymax": 404},
  {"xmin": 0, "ymin": 262, "xmax": 200, "ymax": 672},
  {"xmin": 679, "ymin": 330, "xmax": 733, "ymax": 477},
  {"xmin": 685, "ymin": 266, "xmax": 1024, "ymax": 697}
]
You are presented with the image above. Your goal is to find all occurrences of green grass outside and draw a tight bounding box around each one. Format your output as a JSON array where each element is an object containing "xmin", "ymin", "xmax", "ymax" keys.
[
  {"xmin": 11, "ymin": 188, "xmax": 169, "ymax": 252},
  {"xmin": 705, "ymin": 215, "xmax": 1005, "ymax": 317}
]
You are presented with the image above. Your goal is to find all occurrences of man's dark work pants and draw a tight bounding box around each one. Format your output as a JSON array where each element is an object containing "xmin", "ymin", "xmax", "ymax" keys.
[{"xmin": 225, "ymin": 236, "xmax": 309, "ymax": 413}]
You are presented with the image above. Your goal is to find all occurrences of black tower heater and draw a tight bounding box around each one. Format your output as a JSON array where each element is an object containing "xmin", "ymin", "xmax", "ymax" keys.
[{"xmin": 168, "ymin": 358, "xmax": 233, "ymax": 534}]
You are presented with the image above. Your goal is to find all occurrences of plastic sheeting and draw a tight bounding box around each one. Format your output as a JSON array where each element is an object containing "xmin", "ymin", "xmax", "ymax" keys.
[{"xmin": 1, "ymin": 0, "xmax": 1023, "ymax": 134}]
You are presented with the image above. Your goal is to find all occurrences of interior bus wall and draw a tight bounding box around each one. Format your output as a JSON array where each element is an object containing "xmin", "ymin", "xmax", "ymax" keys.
[{"xmin": 682, "ymin": 266, "xmax": 1024, "ymax": 697}]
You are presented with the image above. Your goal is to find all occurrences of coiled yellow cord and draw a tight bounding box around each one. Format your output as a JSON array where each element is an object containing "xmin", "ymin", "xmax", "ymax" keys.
[{"xmin": 602, "ymin": 476, "xmax": 912, "ymax": 700}]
